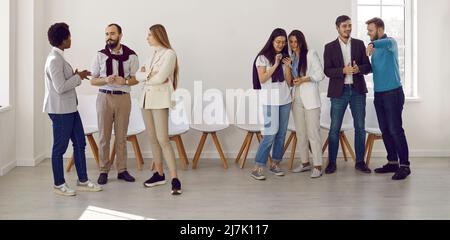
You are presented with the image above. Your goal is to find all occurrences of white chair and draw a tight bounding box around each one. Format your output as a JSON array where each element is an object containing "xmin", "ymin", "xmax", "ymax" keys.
[
  {"xmin": 191, "ymin": 90, "xmax": 230, "ymax": 169},
  {"xmin": 365, "ymin": 99, "xmax": 383, "ymax": 167},
  {"xmin": 233, "ymin": 90, "xmax": 273, "ymax": 169},
  {"xmin": 320, "ymin": 93, "xmax": 356, "ymax": 162},
  {"xmin": 67, "ymin": 95, "xmax": 100, "ymax": 172},
  {"xmin": 110, "ymin": 98, "xmax": 146, "ymax": 171}
]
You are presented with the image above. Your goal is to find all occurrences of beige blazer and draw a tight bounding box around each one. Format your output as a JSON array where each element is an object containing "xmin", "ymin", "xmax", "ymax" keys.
[{"xmin": 136, "ymin": 48, "xmax": 176, "ymax": 110}]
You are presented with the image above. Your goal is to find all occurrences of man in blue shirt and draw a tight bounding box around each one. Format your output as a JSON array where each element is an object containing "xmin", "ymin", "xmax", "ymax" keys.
[{"xmin": 366, "ymin": 18, "xmax": 411, "ymax": 180}]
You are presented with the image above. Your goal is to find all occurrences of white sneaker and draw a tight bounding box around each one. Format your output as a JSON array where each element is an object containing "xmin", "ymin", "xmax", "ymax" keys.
[
  {"xmin": 311, "ymin": 168, "xmax": 323, "ymax": 179},
  {"xmin": 77, "ymin": 180, "xmax": 103, "ymax": 192},
  {"xmin": 53, "ymin": 183, "xmax": 76, "ymax": 196},
  {"xmin": 292, "ymin": 164, "xmax": 312, "ymax": 173}
]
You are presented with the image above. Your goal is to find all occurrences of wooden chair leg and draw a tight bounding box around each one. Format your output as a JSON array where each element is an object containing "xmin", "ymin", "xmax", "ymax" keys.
[
  {"xmin": 86, "ymin": 135, "xmax": 100, "ymax": 170},
  {"xmin": 109, "ymin": 139, "xmax": 117, "ymax": 166},
  {"xmin": 366, "ymin": 134, "xmax": 379, "ymax": 167},
  {"xmin": 284, "ymin": 132, "xmax": 295, "ymax": 154},
  {"xmin": 341, "ymin": 132, "xmax": 356, "ymax": 162},
  {"xmin": 322, "ymin": 137, "xmax": 329, "ymax": 154},
  {"xmin": 192, "ymin": 133, "xmax": 208, "ymax": 169},
  {"xmin": 179, "ymin": 137, "xmax": 190, "ymax": 168},
  {"xmin": 240, "ymin": 133, "xmax": 254, "ymax": 169},
  {"xmin": 365, "ymin": 134, "xmax": 371, "ymax": 157},
  {"xmin": 211, "ymin": 132, "xmax": 228, "ymax": 170},
  {"xmin": 66, "ymin": 155, "xmax": 75, "ymax": 172},
  {"xmin": 172, "ymin": 135, "xmax": 189, "ymax": 170},
  {"xmin": 340, "ymin": 134, "xmax": 349, "ymax": 162},
  {"xmin": 256, "ymin": 132, "xmax": 273, "ymax": 166},
  {"xmin": 129, "ymin": 135, "xmax": 144, "ymax": 171},
  {"xmin": 236, "ymin": 133, "xmax": 252, "ymax": 164},
  {"xmin": 289, "ymin": 136, "xmax": 297, "ymax": 170}
]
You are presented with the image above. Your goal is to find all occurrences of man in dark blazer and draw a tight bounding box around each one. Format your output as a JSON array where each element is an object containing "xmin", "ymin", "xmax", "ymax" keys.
[{"xmin": 323, "ymin": 15, "xmax": 372, "ymax": 175}]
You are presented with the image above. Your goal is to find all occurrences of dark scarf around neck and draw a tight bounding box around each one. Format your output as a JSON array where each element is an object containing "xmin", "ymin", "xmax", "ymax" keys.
[{"xmin": 99, "ymin": 44, "xmax": 137, "ymax": 78}]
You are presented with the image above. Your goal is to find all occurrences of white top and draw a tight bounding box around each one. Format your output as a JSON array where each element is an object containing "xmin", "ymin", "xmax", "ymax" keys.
[
  {"xmin": 339, "ymin": 37, "xmax": 353, "ymax": 85},
  {"xmin": 256, "ymin": 55, "xmax": 292, "ymax": 106},
  {"xmin": 91, "ymin": 46, "xmax": 139, "ymax": 93}
]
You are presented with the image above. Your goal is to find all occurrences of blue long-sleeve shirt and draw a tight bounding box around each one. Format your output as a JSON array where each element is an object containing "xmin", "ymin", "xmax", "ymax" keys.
[{"xmin": 371, "ymin": 35, "xmax": 402, "ymax": 93}]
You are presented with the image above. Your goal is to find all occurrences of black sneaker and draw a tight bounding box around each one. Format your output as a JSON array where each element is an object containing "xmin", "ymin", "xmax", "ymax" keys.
[
  {"xmin": 97, "ymin": 173, "xmax": 108, "ymax": 185},
  {"xmin": 375, "ymin": 163, "xmax": 399, "ymax": 174},
  {"xmin": 392, "ymin": 167, "xmax": 411, "ymax": 181},
  {"xmin": 144, "ymin": 172, "xmax": 166, "ymax": 188},
  {"xmin": 118, "ymin": 171, "xmax": 136, "ymax": 182},
  {"xmin": 355, "ymin": 162, "xmax": 372, "ymax": 174},
  {"xmin": 171, "ymin": 178, "xmax": 182, "ymax": 195},
  {"xmin": 325, "ymin": 162, "xmax": 337, "ymax": 174}
]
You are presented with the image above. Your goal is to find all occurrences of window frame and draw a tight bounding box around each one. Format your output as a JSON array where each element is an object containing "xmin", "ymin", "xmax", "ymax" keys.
[{"xmin": 352, "ymin": 0, "xmax": 418, "ymax": 99}]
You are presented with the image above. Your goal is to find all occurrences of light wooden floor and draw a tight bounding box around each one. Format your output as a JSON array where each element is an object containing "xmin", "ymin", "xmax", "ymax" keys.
[{"xmin": 0, "ymin": 157, "xmax": 449, "ymax": 220}]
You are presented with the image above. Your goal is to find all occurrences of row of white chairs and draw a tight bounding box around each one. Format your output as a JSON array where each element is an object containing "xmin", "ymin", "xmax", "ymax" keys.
[{"xmin": 67, "ymin": 91, "xmax": 383, "ymax": 172}]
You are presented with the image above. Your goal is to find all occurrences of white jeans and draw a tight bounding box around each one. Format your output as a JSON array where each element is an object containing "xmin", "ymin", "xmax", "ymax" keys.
[{"xmin": 292, "ymin": 92, "xmax": 323, "ymax": 167}]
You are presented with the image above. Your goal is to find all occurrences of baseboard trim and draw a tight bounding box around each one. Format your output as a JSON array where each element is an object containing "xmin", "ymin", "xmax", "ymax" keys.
[
  {"xmin": 16, "ymin": 153, "xmax": 48, "ymax": 167},
  {"xmin": 0, "ymin": 160, "xmax": 16, "ymax": 176}
]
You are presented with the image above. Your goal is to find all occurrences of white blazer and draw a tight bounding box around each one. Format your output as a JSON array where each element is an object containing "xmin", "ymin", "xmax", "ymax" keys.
[
  {"xmin": 43, "ymin": 48, "xmax": 82, "ymax": 114},
  {"xmin": 136, "ymin": 48, "xmax": 176, "ymax": 110},
  {"xmin": 292, "ymin": 49, "xmax": 325, "ymax": 110}
]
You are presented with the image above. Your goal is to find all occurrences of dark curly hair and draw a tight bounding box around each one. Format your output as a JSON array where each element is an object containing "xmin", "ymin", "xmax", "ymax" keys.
[{"xmin": 47, "ymin": 23, "xmax": 70, "ymax": 47}]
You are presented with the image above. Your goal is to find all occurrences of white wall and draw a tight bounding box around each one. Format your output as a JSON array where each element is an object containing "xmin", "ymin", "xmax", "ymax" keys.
[
  {"xmin": 0, "ymin": 0, "xmax": 10, "ymax": 107},
  {"xmin": 1, "ymin": 0, "xmax": 449, "ymax": 176},
  {"xmin": 0, "ymin": 0, "xmax": 15, "ymax": 176},
  {"xmin": 33, "ymin": 0, "xmax": 450, "ymax": 159},
  {"xmin": 43, "ymin": 0, "xmax": 353, "ymax": 160}
]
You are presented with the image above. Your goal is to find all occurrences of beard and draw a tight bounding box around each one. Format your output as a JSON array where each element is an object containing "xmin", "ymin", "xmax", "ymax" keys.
[
  {"xmin": 107, "ymin": 39, "xmax": 119, "ymax": 49},
  {"xmin": 372, "ymin": 32, "xmax": 380, "ymax": 41}
]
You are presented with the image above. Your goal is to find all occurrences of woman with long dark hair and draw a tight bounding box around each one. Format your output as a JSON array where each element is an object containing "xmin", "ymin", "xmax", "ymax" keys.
[
  {"xmin": 288, "ymin": 30, "xmax": 325, "ymax": 178},
  {"xmin": 251, "ymin": 28, "xmax": 293, "ymax": 181}
]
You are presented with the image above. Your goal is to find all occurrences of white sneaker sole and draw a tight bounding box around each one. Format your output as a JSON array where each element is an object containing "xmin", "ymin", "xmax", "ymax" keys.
[
  {"xmin": 292, "ymin": 167, "xmax": 312, "ymax": 173},
  {"xmin": 251, "ymin": 174, "xmax": 266, "ymax": 181},
  {"xmin": 77, "ymin": 186, "xmax": 103, "ymax": 192},
  {"xmin": 311, "ymin": 174, "xmax": 323, "ymax": 179},
  {"xmin": 271, "ymin": 171, "xmax": 285, "ymax": 177},
  {"xmin": 171, "ymin": 189, "xmax": 183, "ymax": 195},
  {"xmin": 144, "ymin": 180, "xmax": 167, "ymax": 188},
  {"xmin": 53, "ymin": 189, "xmax": 76, "ymax": 197}
]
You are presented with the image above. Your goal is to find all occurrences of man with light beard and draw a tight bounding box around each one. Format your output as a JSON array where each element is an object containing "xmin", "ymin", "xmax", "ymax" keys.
[
  {"xmin": 366, "ymin": 18, "xmax": 411, "ymax": 180},
  {"xmin": 91, "ymin": 23, "xmax": 139, "ymax": 185}
]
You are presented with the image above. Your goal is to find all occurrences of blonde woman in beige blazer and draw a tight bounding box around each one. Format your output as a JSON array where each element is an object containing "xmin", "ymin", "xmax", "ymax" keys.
[{"xmin": 136, "ymin": 24, "xmax": 182, "ymax": 195}]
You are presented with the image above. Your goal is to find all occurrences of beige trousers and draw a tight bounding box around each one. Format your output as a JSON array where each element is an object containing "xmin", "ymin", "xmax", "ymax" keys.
[
  {"xmin": 292, "ymin": 92, "xmax": 323, "ymax": 167},
  {"xmin": 142, "ymin": 108, "xmax": 177, "ymax": 173},
  {"xmin": 97, "ymin": 93, "xmax": 131, "ymax": 174}
]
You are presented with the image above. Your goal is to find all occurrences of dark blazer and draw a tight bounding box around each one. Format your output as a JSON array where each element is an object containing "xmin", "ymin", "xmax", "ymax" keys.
[{"xmin": 323, "ymin": 38, "xmax": 372, "ymax": 98}]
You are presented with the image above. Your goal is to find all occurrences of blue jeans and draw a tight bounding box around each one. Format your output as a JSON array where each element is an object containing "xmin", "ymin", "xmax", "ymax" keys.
[
  {"xmin": 329, "ymin": 85, "xmax": 366, "ymax": 164},
  {"xmin": 255, "ymin": 103, "xmax": 291, "ymax": 167},
  {"xmin": 374, "ymin": 87, "xmax": 410, "ymax": 167},
  {"xmin": 49, "ymin": 112, "xmax": 88, "ymax": 186}
]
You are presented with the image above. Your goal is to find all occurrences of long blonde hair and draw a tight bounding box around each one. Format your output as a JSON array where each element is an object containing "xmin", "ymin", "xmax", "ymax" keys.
[{"xmin": 150, "ymin": 24, "xmax": 179, "ymax": 89}]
